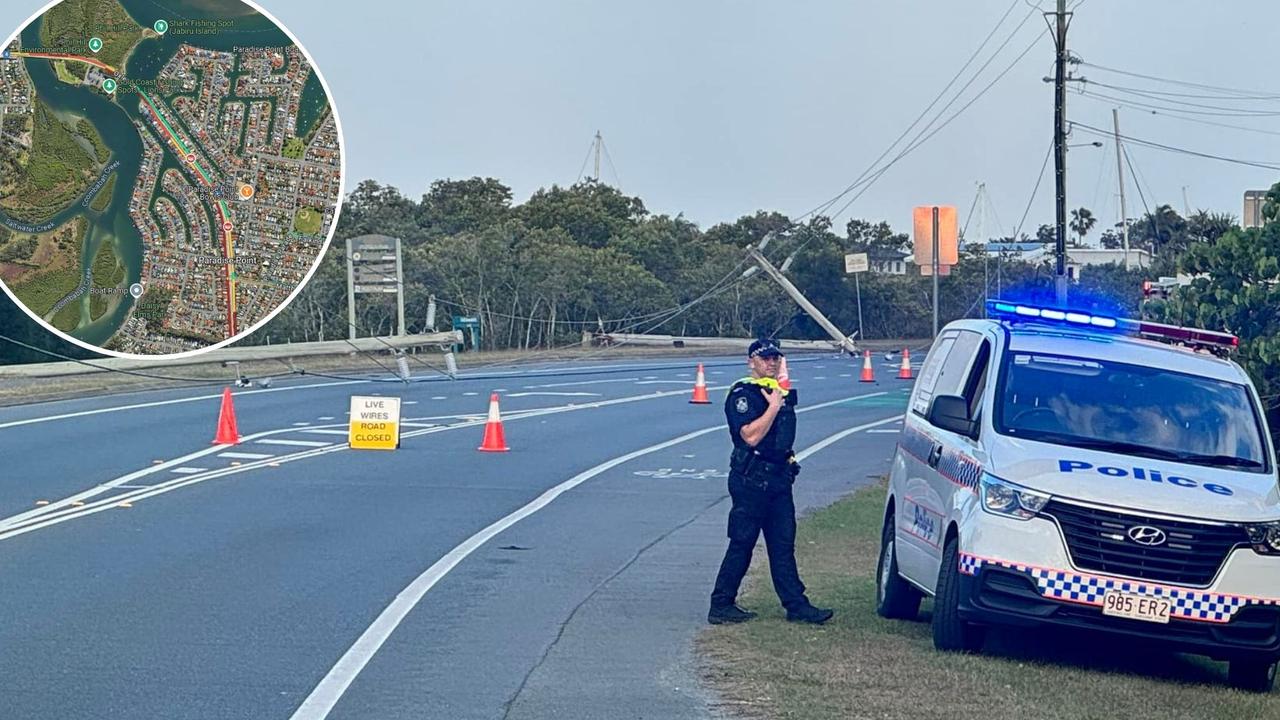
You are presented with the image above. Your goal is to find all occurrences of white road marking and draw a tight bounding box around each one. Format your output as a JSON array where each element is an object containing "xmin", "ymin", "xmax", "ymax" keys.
[
  {"xmin": 292, "ymin": 422, "xmax": 311, "ymax": 427},
  {"xmin": 257, "ymin": 439, "xmax": 331, "ymax": 448},
  {"xmin": 170, "ymin": 467, "xmax": 205, "ymax": 475},
  {"xmin": 431, "ymin": 397, "xmax": 447, "ymax": 400},
  {"xmin": 839, "ymin": 374, "xmax": 851, "ymax": 377},
  {"xmin": 218, "ymin": 452, "xmax": 273, "ymax": 460},
  {"xmin": 287, "ymin": 395, "xmax": 897, "ymax": 720},
  {"xmin": 634, "ymin": 380, "xmax": 689, "ymax": 385},
  {"xmin": 795, "ymin": 415, "xmax": 904, "ymax": 461},
  {"xmin": 525, "ymin": 378, "xmax": 639, "ymax": 389},
  {"xmin": 814, "ymin": 376, "xmax": 826, "ymax": 380},
  {"xmin": 404, "ymin": 401, "xmax": 418, "ymax": 406},
  {"xmin": 463, "ymin": 392, "xmax": 479, "ymax": 396},
  {"xmin": 868, "ymin": 429, "xmax": 900, "ymax": 434},
  {"xmin": 507, "ymin": 392, "xmax": 601, "ymax": 398},
  {"xmin": 318, "ymin": 416, "xmax": 335, "ymax": 421},
  {"xmin": 0, "ymin": 379, "xmax": 372, "ymax": 430},
  {"xmin": 0, "ymin": 386, "xmax": 887, "ymax": 537},
  {"xmin": 400, "ymin": 422, "xmax": 437, "ymax": 428}
]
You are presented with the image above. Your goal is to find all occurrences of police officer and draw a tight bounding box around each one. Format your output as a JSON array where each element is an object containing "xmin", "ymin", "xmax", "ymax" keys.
[{"xmin": 708, "ymin": 339, "xmax": 834, "ymax": 625}]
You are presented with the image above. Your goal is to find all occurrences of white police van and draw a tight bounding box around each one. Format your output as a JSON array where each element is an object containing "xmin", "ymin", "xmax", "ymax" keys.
[{"xmin": 876, "ymin": 300, "xmax": 1280, "ymax": 692}]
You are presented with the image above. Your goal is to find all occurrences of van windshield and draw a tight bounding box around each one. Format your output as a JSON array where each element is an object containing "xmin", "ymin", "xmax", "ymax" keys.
[{"xmin": 995, "ymin": 353, "xmax": 1270, "ymax": 472}]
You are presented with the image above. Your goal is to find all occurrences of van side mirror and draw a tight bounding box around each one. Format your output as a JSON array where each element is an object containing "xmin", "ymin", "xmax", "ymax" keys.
[{"xmin": 928, "ymin": 394, "xmax": 977, "ymax": 438}]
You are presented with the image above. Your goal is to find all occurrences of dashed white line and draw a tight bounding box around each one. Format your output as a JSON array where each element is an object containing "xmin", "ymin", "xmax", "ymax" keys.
[
  {"xmin": 170, "ymin": 467, "xmax": 206, "ymax": 475},
  {"xmin": 257, "ymin": 439, "xmax": 332, "ymax": 448},
  {"xmin": 292, "ymin": 422, "xmax": 311, "ymax": 427},
  {"xmin": 318, "ymin": 416, "xmax": 335, "ymax": 421},
  {"xmin": 302, "ymin": 429, "xmax": 350, "ymax": 436},
  {"xmin": 218, "ymin": 452, "xmax": 274, "ymax": 460}
]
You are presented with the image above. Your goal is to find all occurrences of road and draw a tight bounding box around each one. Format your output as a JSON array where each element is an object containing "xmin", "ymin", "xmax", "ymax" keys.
[{"xmin": 0, "ymin": 353, "xmax": 916, "ymax": 719}]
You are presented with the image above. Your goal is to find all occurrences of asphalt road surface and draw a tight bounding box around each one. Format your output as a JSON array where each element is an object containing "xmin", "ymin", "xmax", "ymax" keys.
[{"xmin": 0, "ymin": 353, "xmax": 915, "ymax": 719}]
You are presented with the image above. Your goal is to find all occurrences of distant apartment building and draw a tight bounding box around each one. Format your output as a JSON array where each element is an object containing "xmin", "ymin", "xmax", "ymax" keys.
[{"xmin": 1244, "ymin": 190, "xmax": 1269, "ymax": 229}]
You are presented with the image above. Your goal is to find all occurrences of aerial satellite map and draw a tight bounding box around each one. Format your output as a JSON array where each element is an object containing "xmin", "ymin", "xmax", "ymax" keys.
[{"xmin": 0, "ymin": 0, "xmax": 343, "ymax": 356}]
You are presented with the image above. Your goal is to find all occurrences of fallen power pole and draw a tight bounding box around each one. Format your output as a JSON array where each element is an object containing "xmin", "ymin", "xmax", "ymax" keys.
[{"xmin": 746, "ymin": 246, "xmax": 859, "ymax": 356}]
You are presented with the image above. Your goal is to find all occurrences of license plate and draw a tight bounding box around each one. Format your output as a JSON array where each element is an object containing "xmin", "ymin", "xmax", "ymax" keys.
[{"xmin": 1101, "ymin": 591, "xmax": 1171, "ymax": 624}]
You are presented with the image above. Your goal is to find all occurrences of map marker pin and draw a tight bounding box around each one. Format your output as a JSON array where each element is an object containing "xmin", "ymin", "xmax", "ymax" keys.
[
  {"xmin": 102, "ymin": 78, "xmax": 117, "ymax": 94},
  {"xmin": 129, "ymin": 283, "xmax": 144, "ymax": 299},
  {"xmin": 88, "ymin": 37, "xmax": 103, "ymax": 53},
  {"xmin": 154, "ymin": 19, "xmax": 169, "ymax": 35}
]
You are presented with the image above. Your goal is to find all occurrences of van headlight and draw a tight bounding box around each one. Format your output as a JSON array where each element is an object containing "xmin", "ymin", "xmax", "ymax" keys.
[
  {"xmin": 1244, "ymin": 522, "xmax": 1280, "ymax": 555},
  {"xmin": 980, "ymin": 472, "xmax": 1051, "ymax": 521}
]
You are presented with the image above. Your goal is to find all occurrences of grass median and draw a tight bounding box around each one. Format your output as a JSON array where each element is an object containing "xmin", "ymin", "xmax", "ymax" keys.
[{"xmin": 698, "ymin": 481, "xmax": 1280, "ymax": 720}]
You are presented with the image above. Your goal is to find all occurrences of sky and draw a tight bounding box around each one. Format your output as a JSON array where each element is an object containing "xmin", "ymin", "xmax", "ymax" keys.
[{"xmin": 5, "ymin": 0, "xmax": 1280, "ymax": 242}]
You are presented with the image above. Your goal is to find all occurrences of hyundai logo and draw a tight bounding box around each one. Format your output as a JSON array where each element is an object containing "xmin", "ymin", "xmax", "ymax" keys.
[{"xmin": 1128, "ymin": 525, "xmax": 1167, "ymax": 546}]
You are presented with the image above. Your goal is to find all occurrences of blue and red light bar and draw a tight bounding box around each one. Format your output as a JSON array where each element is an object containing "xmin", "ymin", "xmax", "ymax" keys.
[{"xmin": 986, "ymin": 300, "xmax": 1238, "ymax": 350}]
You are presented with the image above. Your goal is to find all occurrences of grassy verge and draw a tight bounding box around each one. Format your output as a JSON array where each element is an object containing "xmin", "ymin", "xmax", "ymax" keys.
[{"xmin": 698, "ymin": 482, "xmax": 1280, "ymax": 720}]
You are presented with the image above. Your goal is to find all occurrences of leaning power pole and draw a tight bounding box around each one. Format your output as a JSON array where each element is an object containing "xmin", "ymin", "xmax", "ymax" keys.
[
  {"xmin": 1051, "ymin": 0, "xmax": 1071, "ymax": 304},
  {"xmin": 1113, "ymin": 108, "xmax": 1130, "ymax": 270},
  {"xmin": 745, "ymin": 240, "xmax": 858, "ymax": 356}
]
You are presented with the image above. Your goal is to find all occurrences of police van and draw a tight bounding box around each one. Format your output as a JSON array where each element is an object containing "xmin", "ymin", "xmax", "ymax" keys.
[{"xmin": 876, "ymin": 300, "xmax": 1280, "ymax": 692}]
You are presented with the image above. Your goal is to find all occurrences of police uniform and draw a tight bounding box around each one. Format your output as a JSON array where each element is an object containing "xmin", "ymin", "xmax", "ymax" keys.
[{"xmin": 709, "ymin": 342, "xmax": 830, "ymax": 624}]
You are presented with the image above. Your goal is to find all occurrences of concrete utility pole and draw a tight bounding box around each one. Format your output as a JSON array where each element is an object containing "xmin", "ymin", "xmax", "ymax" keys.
[
  {"xmin": 932, "ymin": 207, "xmax": 940, "ymax": 337},
  {"xmin": 1051, "ymin": 0, "xmax": 1071, "ymax": 305},
  {"xmin": 747, "ymin": 247, "xmax": 858, "ymax": 355},
  {"xmin": 1113, "ymin": 108, "xmax": 1130, "ymax": 270}
]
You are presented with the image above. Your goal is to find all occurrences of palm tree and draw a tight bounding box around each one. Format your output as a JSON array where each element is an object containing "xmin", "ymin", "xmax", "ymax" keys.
[{"xmin": 1069, "ymin": 207, "xmax": 1097, "ymax": 245}]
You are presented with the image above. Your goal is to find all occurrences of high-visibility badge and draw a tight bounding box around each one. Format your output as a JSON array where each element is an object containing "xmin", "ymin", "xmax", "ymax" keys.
[{"xmin": 349, "ymin": 395, "xmax": 401, "ymax": 450}]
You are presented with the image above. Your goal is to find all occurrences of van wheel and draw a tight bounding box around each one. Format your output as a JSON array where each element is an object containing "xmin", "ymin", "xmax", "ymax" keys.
[
  {"xmin": 932, "ymin": 536, "xmax": 985, "ymax": 653},
  {"xmin": 876, "ymin": 512, "xmax": 922, "ymax": 620},
  {"xmin": 1228, "ymin": 659, "xmax": 1277, "ymax": 693}
]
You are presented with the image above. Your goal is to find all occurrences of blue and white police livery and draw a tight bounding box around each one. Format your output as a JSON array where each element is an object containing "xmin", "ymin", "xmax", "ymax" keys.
[{"xmin": 876, "ymin": 300, "xmax": 1280, "ymax": 692}]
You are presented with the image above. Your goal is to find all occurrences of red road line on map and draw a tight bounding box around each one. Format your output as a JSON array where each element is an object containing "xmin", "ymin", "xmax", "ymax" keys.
[{"xmin": 14, "ymin": 52, "xmax": 117, "ymax": 74}]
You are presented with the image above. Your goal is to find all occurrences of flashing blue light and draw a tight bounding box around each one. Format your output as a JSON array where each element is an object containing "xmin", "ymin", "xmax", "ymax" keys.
[{"xmin": 985, "ymin": 299, "xmax": 1120, "ymax": 331}]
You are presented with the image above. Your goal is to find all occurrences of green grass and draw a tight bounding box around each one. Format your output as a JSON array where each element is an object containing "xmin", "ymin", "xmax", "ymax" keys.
[
  {"xmin": 40, "ymin": 0, "xmax": 145, "ymax": 71},
  {"xmin": 12, "ymin": 265, "xmax": 82, "ymax": 317},
  {"xmin": 89, "ymin": 172, "xmax": 116, "ymax": 212},
  {"xmin": 293, "ymin": 206, "xmax": 323, "ymax": 236},
  {"xmin": 76, "ymin": 119, "xmax": 110, "ymax": 164},
  {"xmin": 90, "ymin": 238, "xmax": 123, "ymax": 288},
  {"xmin": 53, "ymin": 60, "xmax": 83, "ymax": 86},
  {"xmin": 698, "ymin": 482, "xmax": 1280, "ymax": 720},
  {"xmin": 282, "ymin": 136, "xmax": 306, "ymax": 159},
  {"xmin": 51, "ymin": 296, "xmax": 82, "ymax": 332},
  {"xmin": 0, "ymin": 100, "xmax": 98, "ymax": 222},
  {"xmin": 89, "ymin": 293, "xmax": 107, "ymax": 321}
]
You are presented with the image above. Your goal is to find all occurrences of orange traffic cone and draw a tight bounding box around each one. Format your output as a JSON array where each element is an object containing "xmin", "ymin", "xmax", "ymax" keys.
[
  {"xmin": 212, "ymin": 387, "xmax": 240, "ymax": 445},
  {"xmin": 859, "ymin": 350, "xmax": 875, "ymax": 383},
  {"xmin": 778, "ymin": 356, "xmax": 792, "ymax": 391},
  {"xmin": 897, "ymin": 348, "xmax": 914, "ymax": 380},
  {"xmin": 689, "ymin": 363, "xmax": 712, "ymax": 404},
  {"xmin": 478, "ymin": 393, "xmax": 510, "ymax": 452}
]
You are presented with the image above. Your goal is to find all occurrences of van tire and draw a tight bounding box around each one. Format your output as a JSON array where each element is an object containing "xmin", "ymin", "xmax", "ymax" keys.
[
  {"xmin": 932, "ymin": 536, "xmax": 985, "ymax": 653},
  {"xmin": 876, "ymin": 513, "xmax": 922, "ymax": 620},
  {"xmin": 1228, "ymin": 659, "xmax": 1277, "ymax": 693}
]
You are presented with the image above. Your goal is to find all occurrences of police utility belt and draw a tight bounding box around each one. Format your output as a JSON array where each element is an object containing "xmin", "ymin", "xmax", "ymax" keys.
[{"xmin": 730, "ymin": 446, "xmax": 797, "ymax": 480}]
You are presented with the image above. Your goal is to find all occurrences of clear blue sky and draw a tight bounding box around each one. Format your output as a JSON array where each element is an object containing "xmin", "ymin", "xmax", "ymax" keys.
[{"xmin": 6, "ymin": 0, "xmax": 1279, "ymax": 240}]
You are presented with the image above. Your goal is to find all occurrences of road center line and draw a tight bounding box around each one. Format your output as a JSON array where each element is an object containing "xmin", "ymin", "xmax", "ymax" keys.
[{"xmin": 287, "ymin": 398, "xmax": 900, "ymax": 720}]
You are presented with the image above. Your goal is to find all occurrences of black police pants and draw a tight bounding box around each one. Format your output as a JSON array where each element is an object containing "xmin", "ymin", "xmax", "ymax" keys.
[{"xmin": 710, "ymin": 472, "xmax": 809, "ymax": 612}]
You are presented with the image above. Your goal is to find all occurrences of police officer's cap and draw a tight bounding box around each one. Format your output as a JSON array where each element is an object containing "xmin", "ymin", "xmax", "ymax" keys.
[{"xmin": 748, "ymin": 339, "xmax": 784, "ymax": 359}]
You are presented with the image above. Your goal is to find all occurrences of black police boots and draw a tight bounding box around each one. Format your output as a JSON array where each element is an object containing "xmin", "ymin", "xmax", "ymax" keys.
[
  {"xmin": 786, "ymin": 605, "xmax": 834, "ymax": 624},
  {"xmin": 707, "ymin": 604, "xmax": 757, "ymax": 625}
]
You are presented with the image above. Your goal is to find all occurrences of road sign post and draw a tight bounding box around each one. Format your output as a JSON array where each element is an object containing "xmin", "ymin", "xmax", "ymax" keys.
[
  {"xmin": 346, "ymin": 234, "xmax": 407, "ymax": 339},
  {"xmin": 843, "ymin": 252, "xmax": 869, "ymax": 342}
]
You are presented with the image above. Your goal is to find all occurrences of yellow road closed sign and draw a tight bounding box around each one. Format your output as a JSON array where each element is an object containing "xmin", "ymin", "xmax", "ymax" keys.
[{"xmin": 349, "ymin": 395, "xmax": 401, "ymax": 450}]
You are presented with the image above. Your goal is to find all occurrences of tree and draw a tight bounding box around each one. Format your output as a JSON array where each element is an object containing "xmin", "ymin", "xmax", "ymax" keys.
[
  {"xmin": 845, "ymin": 218, "xmax": 909, "ymax": 255},
  {"xmin": 1187, "ymin": 209, "xmax": 1237, "ymax": 245},
  {"xmin": 1069, "ymin": 207, "xmax": 1096, "ymax": 245},
  {"xmin": 417, "ymin": 177, "xmax": 512, "ymax": 239}
]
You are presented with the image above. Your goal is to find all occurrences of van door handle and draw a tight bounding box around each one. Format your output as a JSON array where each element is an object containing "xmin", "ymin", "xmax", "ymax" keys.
[{"xmin": 927, "ymin": 444, "xmax": 943, "ymax": 469}]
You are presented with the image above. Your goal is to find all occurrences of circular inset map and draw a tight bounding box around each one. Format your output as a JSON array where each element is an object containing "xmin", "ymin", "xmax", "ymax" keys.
[{"xmin": 0, "ymin": 0, "xmax": 343, "ymax": 357}]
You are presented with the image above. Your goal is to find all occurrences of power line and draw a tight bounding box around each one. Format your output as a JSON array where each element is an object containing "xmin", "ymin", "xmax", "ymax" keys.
[
  {"xmin": 1084, "ymin": 79, "xmax": 1280, "ymax": 102},
  {"xmin": 797, "ymin": 0, "xmax": 1030, "ymax": 222},
  {"xmin": 1013, "ymin": 139, "xmax": 1054, "ymax": 242},
  {"xmin": 1079, "ymin": 61, "xmax": 1280, "ymax": 99},
  {"xmin": 1075, "ymin": 91, "xmax": 1280, "ymax": 138},
  {"xmin": 1079, "ymin": 84, "xmax": 1280, "ymax": 117},
  {"xmin": 1072, "ymin": 121, "xmax": 1280, "ymax": 172}
]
